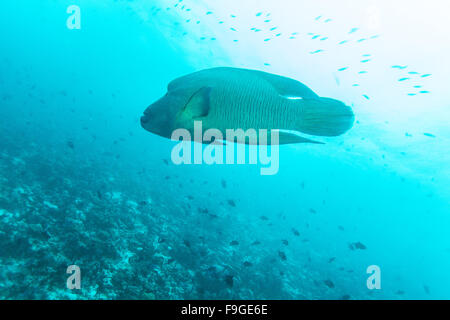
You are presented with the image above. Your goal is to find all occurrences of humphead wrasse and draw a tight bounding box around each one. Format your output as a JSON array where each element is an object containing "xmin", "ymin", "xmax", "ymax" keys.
[{"xmin": 140, "ymin": 67, "xmax": 354, "ymax": 145}]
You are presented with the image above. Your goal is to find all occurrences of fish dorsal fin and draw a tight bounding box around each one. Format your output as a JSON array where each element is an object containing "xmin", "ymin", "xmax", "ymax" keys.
[
  {"xmin": 246, "ymin": 69, "xmax": 319, "ymax": 99},
  {"xmin": 276, "ymin": 130, "xmax": 324, "ymax": 145},
  {"xmin": 183, "ymin": 86, "xmax": 211, "ymax": 119}
]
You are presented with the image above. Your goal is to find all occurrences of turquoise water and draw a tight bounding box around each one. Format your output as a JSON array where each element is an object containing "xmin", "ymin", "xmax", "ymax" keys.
[{"xmin": 0, "ymin": 0, "xmax": 449, "ymax": 299}]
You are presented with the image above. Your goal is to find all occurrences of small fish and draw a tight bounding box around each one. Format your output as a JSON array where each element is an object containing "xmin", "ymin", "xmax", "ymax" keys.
[
  {"xmin": 292, "ymin": 228, "xmax": 300, "ymax": 236},
  {"xmin": 278, "ymin": 251, "xmax": 287, "ymax": 261},
  {"xmin": 324, "ymin": 280, "xmax": 335, "ymax": 288},
  {"xmin": 309, "ymin": 49, "xmax": 324, "ymax": 54},
  {"xmin": 391, "ymin": 65, "xmax": 408, "ymax": 70},
  {"xmin": 341, "ymin": 294, "xmax": 351, "ymax": 300},
  {"xmin": 224, "ymin": 275, "xmax": 234, "ymax": 287},
  {"xmin": 309, "ymin": 208, "xmax": 317, "ymax": 214},
  {"xmin": 221, "ymin": 179, "xmax": 227, "ymax": 188},
  {"xmin": 421, "ymin": 74, "xmax": 432, "ymax": 78},
  {"xmin": 328, "ymin": 257, "xmax": 336, "ymax": 263},
  {"xmin": 362, "ymin": 94, "xmax": 370, "ymax": 100},
  {"xmin": 349, "ymin": 27, "xmax": 359, "ymax": 34},
  {"xmin": 251, "ymin": 241, "xmax": 261, "ymax": 245},
  {"xmin": 349, "ymin": 241, "xmax": 367, "ymax": 250},
  {"xmin": 423, "ymin": 133, "xmax": 436, "ymax": 138},
  {"xmin": 281, "ymin": 240, "xmax": 289, "ymax": 246},
  {"xmin": 230, "ymin": 240, "xmax": 239, "ymax": 246},
  {"xmin": 338, "ymin": 40, "xmax": 348, "ymax": 45},
  {"xmin": 227, "ymin": 199, "xmax": 236, "ymax": 207},
  {"xmin": 260, "ymin": 216, "xmax": 269, "ymax": 221},
  {"xmin": 243, "ymin": 261, "xmax": 253, "ymax": 267},
  {"xmin": 424, "ymin": 285, "xmax": 430, "ymax": 294},
  {"xmin": 338, "ymin": 67, "xmax": 348, "ymax": 71},
  {"xmin": 398, "ymin": 77, "xmax": 410, "ymax": 81}
]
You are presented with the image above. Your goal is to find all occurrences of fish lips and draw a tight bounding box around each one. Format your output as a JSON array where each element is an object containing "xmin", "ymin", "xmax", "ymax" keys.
[{"xmin": 140, "ymin": 101, "xmax": 174, "ymax": 138}]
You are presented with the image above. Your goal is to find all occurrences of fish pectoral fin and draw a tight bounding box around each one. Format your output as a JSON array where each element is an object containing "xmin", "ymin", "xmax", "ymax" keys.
[
  {"xmin": 182, "ymin": 86, "xmax": 211, "ymax": 119},
  {"xmin": 276, "ymin": 130, "xmax": 325, "ymax": 145}
]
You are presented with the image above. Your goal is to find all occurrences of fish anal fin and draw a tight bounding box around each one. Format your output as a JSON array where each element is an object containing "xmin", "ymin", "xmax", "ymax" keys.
[{"xmin": 276, "ymin": 130, "xmax": 324, "ymax": 145}]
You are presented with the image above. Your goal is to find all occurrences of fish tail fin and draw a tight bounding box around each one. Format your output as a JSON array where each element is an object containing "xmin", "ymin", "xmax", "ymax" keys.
[{"xmin": 297, "ymin": 97, "xmax": 355, "ymax": 136}]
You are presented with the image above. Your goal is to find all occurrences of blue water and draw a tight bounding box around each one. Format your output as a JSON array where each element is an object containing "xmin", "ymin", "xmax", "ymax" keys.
[{"xmin": 0, "ymin": 0, "xmax": 449, "ymax": 299}]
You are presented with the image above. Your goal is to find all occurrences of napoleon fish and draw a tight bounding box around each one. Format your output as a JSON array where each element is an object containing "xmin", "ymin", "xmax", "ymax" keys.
[{"xmin": 140, "ymin": 67, "xmax": 354, "ymax": 144}]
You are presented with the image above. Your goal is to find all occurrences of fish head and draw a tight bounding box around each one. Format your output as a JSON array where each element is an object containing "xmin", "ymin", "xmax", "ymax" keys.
[
  {"xmin": 140, "ymin": 90, "xmax": 186, "ymax": 138},
  {"xmin": 141, "ymin": 81, "xmax": 212, "ymax": 139}
]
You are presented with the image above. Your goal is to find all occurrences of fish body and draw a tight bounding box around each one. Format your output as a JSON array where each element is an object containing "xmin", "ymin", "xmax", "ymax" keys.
[{"xmin": 141, "ymin": 67, "xmax": 354, "ymax": 145}]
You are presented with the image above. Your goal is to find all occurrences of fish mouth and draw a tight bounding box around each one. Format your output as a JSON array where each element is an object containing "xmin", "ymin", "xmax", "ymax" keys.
[{"xmin": 140, "ymin": 114, "xmax": 150, "ymax": 127}]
